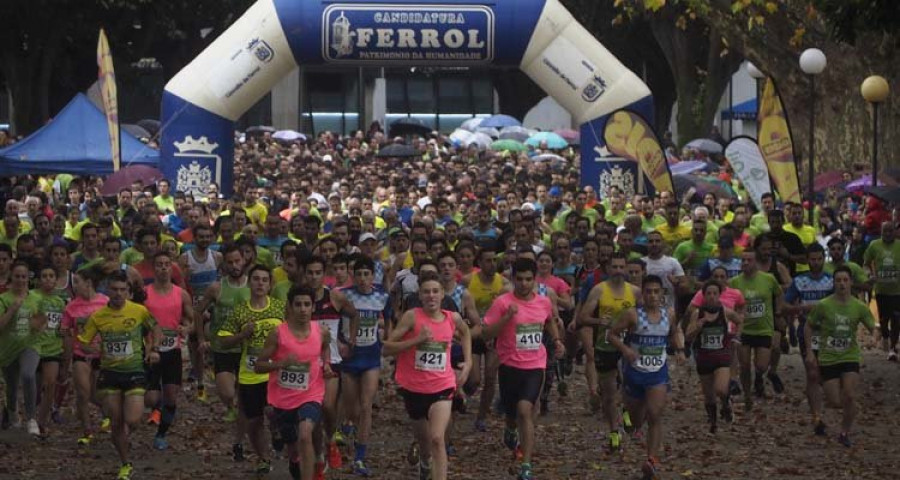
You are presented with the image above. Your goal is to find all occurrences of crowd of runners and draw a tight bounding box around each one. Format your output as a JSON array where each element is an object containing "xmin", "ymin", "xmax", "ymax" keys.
[{"xmin": 0, "ymin": 128, "xmax": 891, "ymax": 480}]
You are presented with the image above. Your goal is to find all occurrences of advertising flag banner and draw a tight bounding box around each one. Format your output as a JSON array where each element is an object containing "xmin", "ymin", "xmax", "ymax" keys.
[
  {"xmin": 758, "ymin": 78, "xmax": 800, "ymax": 202},
  {"xmin": 602, "ymin": 109, "xmax": 675, "ymax": 196},
  {"xmin": 97, "ymin": 29, "xmax": 121, "ymax": 172},
  {"xmin": 725, "ymin": 136, "xmax": 771, "ymax": 210}
]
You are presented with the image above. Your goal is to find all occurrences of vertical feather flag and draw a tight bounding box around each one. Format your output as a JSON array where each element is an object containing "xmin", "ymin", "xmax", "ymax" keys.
[
  {"xmin": 757, "ymin": 78, "xmax": 800, "ymax": 202},
  {"xmin": 97, "ymin": 29, "xmax": 121, "ymax": 171}
]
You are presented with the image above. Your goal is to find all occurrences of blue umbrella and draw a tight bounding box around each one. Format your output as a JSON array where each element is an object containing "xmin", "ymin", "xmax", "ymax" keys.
[
  {"xmin": 525, "ymin": 131, "xmax": 568, "ymax": 150},
  {"xmin": 479, "ymin": 114, "xmax": 521, "ymax": 128},
  {"xmin": 669, "ymin": 160, "xmax": 708, "ymax": 176}
]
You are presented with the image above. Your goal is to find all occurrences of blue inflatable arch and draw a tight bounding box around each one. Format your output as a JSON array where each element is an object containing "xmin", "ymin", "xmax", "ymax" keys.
[{"xmin": 160, "ymin": 0, "xmax": 653, "ymax": 196}]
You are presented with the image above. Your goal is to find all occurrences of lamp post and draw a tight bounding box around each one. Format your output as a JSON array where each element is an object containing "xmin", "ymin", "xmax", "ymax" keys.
[
  {"xmin": 861, "ymin": 76, "xmax": 890, "ymax": 188},
  {"xmin": 799, "ymin": 48, "xmax": 827, "ymax": 224}
]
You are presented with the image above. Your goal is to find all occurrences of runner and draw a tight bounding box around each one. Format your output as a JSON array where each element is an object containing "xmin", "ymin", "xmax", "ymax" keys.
[
  {"xmin": 483, "ymin": 258, "xmax": 564, "ymax": 480},
  {"xmin": 179, "ymin": 223, "xmax": 222, "ymax": 402},
  {"xmin": 196, "ymin": 244, "xmax": 250, "ymax": 427},
  {"xmin": 384, "ymin": 271, "xmax": 471, "ymax": 480},
  {"xmin": 77, "ymin": 271, "xmax": 162, "ymax": 480},
  {"xmin": 784, "ymin": 243, "xmax": 833, "ymax": 435},
  {"xmin": 31, "ymin": 264, "xmax": 67, "ymax": 437},
  {"xmin": 303, "ymin": 255, "xmax": 359, "ymax": 470},
  {"xmin": 255, "ymin": 285, "xmax": 332, "ymax": 480},
  {"xmin": 578, "ymin": 253, "xmax": 641, "ymax": 450},
  {"xmin": 804, "ymin": 266, "xmax": 876, "ymax": 447},
  {"xmin": 143, "ymin": 251, "xmax": 194, "ymax": 449},
  {"xmin": 61, "ymin": 262, "xmax": 111, "ymax": 444},
  {"xmin": 755, "ymin": 233, "xmax": 792, "ymax": 393},
  {"xmin": 685, "ymin": 281, "xmax": 741, "ymax": 433},
  {"xmin": 608, "ymin": 275, "xmax": 685, "ymax": 480},
  {"xmin": 463, "ymin": 242, "xmax": 510, "ymax": 432},
  {"xmin": 218, "ymin": 265, "xmax": 286, "ymax": 475},
  {"xmin": 729, "ymin": 249, "xmax": 784, "ymax": 409},
  {"xmin": 863, "ymin": 221, "xmax": 900, "ymax": 360},
  {"xmin": 339, "ymin": 257, "xmax": 389, "ymax": 476},
  {"xmin": 0, "ymin": 261, "xmax": 42, "ymax": 435}
]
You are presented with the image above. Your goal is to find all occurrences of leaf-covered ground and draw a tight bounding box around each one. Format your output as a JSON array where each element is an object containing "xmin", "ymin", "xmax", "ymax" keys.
[{"xmin": 2, "ymin": 350, "xmax": 899, "ymax": 479}]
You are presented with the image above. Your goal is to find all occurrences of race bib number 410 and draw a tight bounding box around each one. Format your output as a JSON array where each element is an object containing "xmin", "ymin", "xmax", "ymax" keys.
[{"xmin": 516, "ymin": 323, "xmax": 543, "ymax": 351}]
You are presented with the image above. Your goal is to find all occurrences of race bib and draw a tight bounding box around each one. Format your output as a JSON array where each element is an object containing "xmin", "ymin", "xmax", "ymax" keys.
[
  {"xmin": 104, "ymin": 340, "xmax": 133, "ymax": 358},
  {"xmin": 634, "ymin": 346, "xmax": 666, "ymax": 372},
  {"xmin": 277, "ymin": 364, "xmax": 310, "ymax": 390},
  {"xmin": 246, "ymin": 355, "xmax": 258, "ymax": 370},
  {"xmin": 159, "ymin": 329, "xmax": 179, "ymax": 352},
  {"xmin": 516, "ymin": 323, "xmax": 543, "ymax": 351},
  {"xmin": 356, "ymin": 317, "xmax": 378, "ymax": 347},
  {"xmin": 46, "ymin": 312, "xmax": 63, "ymax": 331},
  {"xmin": 810, "ymin": 335, "xmax": 820, "ymax": 351},
  {"xmin": 415, "ymin": 341, "xmax": 447, "ymax": 372},
  {"xmin": 700, "ymin": 329, "xmax": 725, "ymax": 350},
  {"xmin": 826, "ymin": 336, "xmax": 850, "ymax": 351},
  {"xmin": 746, "ymin": 301, "xmax": 766, "ymax": 319}
]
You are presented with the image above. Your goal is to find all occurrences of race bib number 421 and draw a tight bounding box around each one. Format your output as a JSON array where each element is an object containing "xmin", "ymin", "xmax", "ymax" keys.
[{"xmin": 415, "ymin": 341, "xmax": 447, "ymax": 372}]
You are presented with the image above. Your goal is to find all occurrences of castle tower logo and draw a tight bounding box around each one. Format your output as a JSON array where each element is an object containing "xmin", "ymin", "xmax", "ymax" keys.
[{"xmin": 173, "ymin": 136, "xmax": 221, "ymax": 196}]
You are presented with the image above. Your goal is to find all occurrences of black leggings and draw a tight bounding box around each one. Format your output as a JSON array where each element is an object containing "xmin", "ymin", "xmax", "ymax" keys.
[{"xmin": 875, "ymin": 294, "xmax": 900, "ymax": 347}]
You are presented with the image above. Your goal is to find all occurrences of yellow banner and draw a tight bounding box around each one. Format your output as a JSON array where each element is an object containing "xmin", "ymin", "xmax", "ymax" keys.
[
  {"xmin": 97, "ymin": 29, "xmax": 121, "ymax": 172},
  {"xmin": 603, "ymin": 110, "xmax": 674, "ymax": 195},
  {"xmin": 757, "ymin": 78, "xmax": 800, "ymax": 202}
]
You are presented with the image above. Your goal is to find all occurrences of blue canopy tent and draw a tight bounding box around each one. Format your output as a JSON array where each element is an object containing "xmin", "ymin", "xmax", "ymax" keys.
[
  {"xmin": 721, "ymin": 98, "xmax": 758, "ymax": 121},
  {"xmin": 0, "ymin": 93, "xmax": 159, "ymax": 175}
]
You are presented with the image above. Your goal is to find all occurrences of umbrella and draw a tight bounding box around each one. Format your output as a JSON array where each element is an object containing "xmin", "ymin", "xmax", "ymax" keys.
[
  {"xmin": 553, "ymin": 128, "xmax": 579, "ymax": 141},
  {"xmin": 375, "ymin": 143, "xmax": 420, "ymax": 158},
  {"xmin": 122, "ymin": 124, "xmax": 151, "ymax": 140},
  {"xmin": 490, "ymin": 139, "xmax": 528, "ymax": 152},
  {"xmin": 459, "ymin": 117, "xmax": 484, "ymax": 132},
  {"xmin": 272, "ymin": 130, "xmax": 307, "ymax": 142},
  {"xmin": 246, "ymin": 125, "xmax": 276, "ymax": 134},
  {"xmin": 100, "ymin": 165, "xmax": 164, "ymax": 195},
  {"xmin": 674, "ymin": 174, "xmax": 735, "ymax": 201},
  {"xmin": 136, "ymin": 119, "xmax": 161, "ymax": 136},
  {"xmin": 499, "ymin": 126, "xmax": 533, "ymax": 142},
  {"xmin": 846, "ymin": 174, "xmax": 882, "ymax": 192},
  {"xmin": 475, "ymin": 126, "xmax": 500, "ymax": 138},
  {"xmin": 479, "ymin": 114, "xmax": 521, "ymax": 128},
  {"xmin": 525, "ymin": 131, "xmax": 568, "ymax": 149},
  {"xmin": 531, "ymin": 153, "xmax": 565, "ymax": 163},
  {"xmin": 448, "ymin": 129, "xmax": 474, "ymax": 147},
  {"xmin": 814, "ymin": 170, "xmax": 845, "ymax": 191},
  {"xmin": 684, "ymin": 138, "xmax": 724, "ymax": 154},
  {"xmin": 466, "ymin": 132, "xmax": 493, "ymax": 150},
  {"xmin": 669, "ymin": 160, "xmax": 708, "ymax": 176},
  {"xmin": 864, "ymin": 186, "xmax": 900, "ymax": 204},
  {"xmin": 388, "ymin": 117, "xmax": 431, "ymax": 138}
]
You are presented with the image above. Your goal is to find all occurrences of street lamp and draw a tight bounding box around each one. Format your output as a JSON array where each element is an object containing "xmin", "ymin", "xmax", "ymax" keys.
[
  {"xmin": 799, "ymin": 48, "xmax": 827, "ymax": 224},
  {"xmin": 861, "ymin": 76, "xmax": 890, "ymax": 188}
]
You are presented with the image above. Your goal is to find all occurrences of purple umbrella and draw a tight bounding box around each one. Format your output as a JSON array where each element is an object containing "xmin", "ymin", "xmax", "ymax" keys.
[
  {"xmin": 669, "ymin": 160, "xmax": 708, "ymax": 176},
  {"xmin": 846, "ymin": 174, "xmax": 882, "ymax": 192},
  {"xmin": 100, "ymin": 165, "xmax": 164, "ymax": 195}
]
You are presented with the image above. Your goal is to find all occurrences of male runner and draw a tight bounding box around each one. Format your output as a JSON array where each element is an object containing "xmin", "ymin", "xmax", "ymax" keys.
[
  {"xmin": 143, "ymin": 252, "xmax": 194, "ymax": 449},
  {"xmin": 483, "ymin": 258, "xmax": 564, "ymax": 480},
  {"xmin": 78, "ymin": 271, "xmax": 162, "ymax": 480},
  {"xmin": 805, "ymin": 266, "xmax": 875, "ymax": 447},
  {"xmin": 578, "ymin": 253, "xmax": 641, "ymax": 450},
  {"xmin": 608, "ymin": 275, "xmax": 685, "ymax": 480}
]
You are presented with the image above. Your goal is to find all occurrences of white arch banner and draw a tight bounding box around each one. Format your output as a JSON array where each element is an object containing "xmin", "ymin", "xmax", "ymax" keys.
[{"xmin": 160, "ymin": 0, "xmax": 653, "ymax": 195}]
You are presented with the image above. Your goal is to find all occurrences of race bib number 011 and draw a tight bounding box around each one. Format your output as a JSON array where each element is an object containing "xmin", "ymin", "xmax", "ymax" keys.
[
  {"xmin": 415, "ymin": 341, "xmax": 447, "ymax": 372},
  {"xmin": 356, "ymin": 317, "xmax": 379, "ymax": 347}
]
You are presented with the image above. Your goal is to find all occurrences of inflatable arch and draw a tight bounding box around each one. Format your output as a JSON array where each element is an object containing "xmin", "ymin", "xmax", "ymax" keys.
[{"xmin": 160, "ymin": 0, "xmax": 653, "ymax": 196}]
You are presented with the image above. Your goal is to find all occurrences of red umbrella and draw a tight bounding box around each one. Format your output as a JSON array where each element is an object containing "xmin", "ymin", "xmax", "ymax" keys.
[
  {"xmin": 100, "ymin": 165, "xmax": 164, "ymax": 195},
  {"xmin": 553, "ymin": 128, "xmax": 579, "ymax": 141},
  {"xmin": 814, "ymin": 170, "xmax": 844, "ymax": 190}
]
